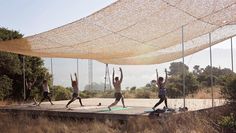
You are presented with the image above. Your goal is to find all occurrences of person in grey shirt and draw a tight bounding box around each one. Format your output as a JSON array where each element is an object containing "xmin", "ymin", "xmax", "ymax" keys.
[{"xmin": 66, "ymin": 73, "xmax": 83, "ymax": 108}]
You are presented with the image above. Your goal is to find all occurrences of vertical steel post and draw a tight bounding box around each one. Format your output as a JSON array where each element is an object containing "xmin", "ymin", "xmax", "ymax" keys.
[
  {"xmin": 77, "ymin": 58, "xmax": 79, "ymax": 87},
  {"xmin": 23, "ymin": 56, "xmax": 26, "ymax": 100},
  {"xmin": 181, "ymin": 26, "xmax": 186, "ymax": 108},
  {"xmin": 231, "ymin": 37, "xmax": 234, "ymax": 72},
  {"xmin": 209, "ymin": 33, "xmax": 214, "ymax": 107},
  {"xmin": 51, "ymin": 58, "xmax": 53, "ymax": 86}
]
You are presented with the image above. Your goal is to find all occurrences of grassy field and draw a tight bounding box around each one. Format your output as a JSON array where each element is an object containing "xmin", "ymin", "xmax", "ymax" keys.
[{"xmin": 0, "ymin": 103, "xmax": 235, "ymax": 133}]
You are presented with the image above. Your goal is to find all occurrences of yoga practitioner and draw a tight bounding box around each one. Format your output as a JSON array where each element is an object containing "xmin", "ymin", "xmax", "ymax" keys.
[
  {"xmin": 108, "ymin": 67, "xmax": 125, "ymax": 111},
  {"xmin": 152, "ymin": 69, "xmax": 168, "ymax": 110},
  {"xmin": 38, "ymin": 79, "xmax": 54, "ymax": 106},
  {"xmin": 66, "ymin": 73, "xmax": 83, "ymax": 108},
  {"xmin": 25, "ymin": 77, "xmax": 37, "ymax": 105}
]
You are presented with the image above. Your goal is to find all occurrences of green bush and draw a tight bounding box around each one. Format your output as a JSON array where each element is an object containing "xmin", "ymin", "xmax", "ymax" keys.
[
  {"xmin": 0, "ymin": 75, "xmax": 12, "ymax": 100},
  {"xmin": 135, "ymin": 89, "xmax": 152, "ymax": 98},
  {"xmin": 80, "ymin": 90, "xmax": 99, "ymax": 98},
  {"xmin": 130, "ymin": 86, "xmax": 136, "ymax": 92},
  {"xmin": 98, "ymin": 90, "xmax": 114, "ymax": 98},
  {"xmin": 218, "ymin": 113, "xmax": 236, "ymax": 131},
  {"xmin": 51, "ymin": 86, "xmax": 71, "ymax": 101},
  {"xmin": 221, "ymin": 76, "xmax": 236, "ymax": 102}
]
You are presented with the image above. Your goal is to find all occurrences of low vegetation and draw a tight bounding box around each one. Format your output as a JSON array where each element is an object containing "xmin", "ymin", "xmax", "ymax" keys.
[{"xmin": 0, "ymin": 103, "xmax": 235, "ymax": 133}]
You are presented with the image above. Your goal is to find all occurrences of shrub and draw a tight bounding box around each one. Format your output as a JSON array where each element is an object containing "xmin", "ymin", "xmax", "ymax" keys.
[
  {"xmin": 0, "ymin": 75, "xmax": 12, "ymax": 100},
  {"xmin": 98, "ymin": 90, "xmax": 114, "ymax": 98},
  {"xmin": 135, "ymin": 89, "xmax": 152, "ymax": 98},
  {"xmin": 218, "ymin": 113, "xmax": 236, "ymax": 132},
  {"xmin": 130, "ymin": 86, "xmax": 136, "ymax": 92},
  {"xmin": 221, "ymin": 76, "xmax": 236, "ymax": 102},
  {"xmin": 51, "ymin": 86, "xmax": 71, "ymax": 101}
]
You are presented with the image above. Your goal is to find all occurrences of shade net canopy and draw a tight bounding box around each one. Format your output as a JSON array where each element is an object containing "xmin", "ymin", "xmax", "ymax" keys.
[{"xmin": 0, "ymin": 0, "xmax": 236, "ymax": 65}]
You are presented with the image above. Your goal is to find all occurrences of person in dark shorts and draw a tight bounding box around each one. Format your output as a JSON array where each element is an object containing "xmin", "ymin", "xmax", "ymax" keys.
[
  {"xmin": 66, "ymin": 73, "xmax": 83, "ymax": 108},
  {"xmin": 108, "ymin": 67, "xmax": 125, "ymax": 111},
  {"xmin": 38, "ymin": 80, "xmax": 54, "ymax": 106},
  {"xmin": 152, "ymin": 69, "xmax": 168, "ymax": 110},
  {"xmin": 24, "ymin": 78, "xmax": 37, "ymax": 105}
]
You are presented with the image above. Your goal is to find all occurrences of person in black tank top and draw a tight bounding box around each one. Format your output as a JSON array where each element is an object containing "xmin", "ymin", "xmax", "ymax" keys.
[{"xmin": 152, "ymin": 69, "xmax": 168, "ymax": 110}]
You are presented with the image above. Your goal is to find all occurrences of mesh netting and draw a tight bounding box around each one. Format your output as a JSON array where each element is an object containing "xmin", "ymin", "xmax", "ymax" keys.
[{"xmin": 0, "ymin": 0, "xmax": 236, "ymax": 65}]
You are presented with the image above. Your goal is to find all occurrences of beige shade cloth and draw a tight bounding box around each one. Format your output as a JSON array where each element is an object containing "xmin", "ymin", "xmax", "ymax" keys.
[{"xmin": 0, "ymin": 0, "xmax": 236, "ymax": 65}]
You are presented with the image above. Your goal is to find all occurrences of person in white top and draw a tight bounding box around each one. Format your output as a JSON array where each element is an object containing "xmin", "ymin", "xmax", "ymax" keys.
[
  {"xmin": 66, "ymin": 73, "xmax": 83, "ymax": 108},
  {"xmin": 38, "ymin": 80, "xmax": 54, "ymax": 106},
  {"xmin": 108, "ymin": 67, "xmax": 125, "ymax": 111}
]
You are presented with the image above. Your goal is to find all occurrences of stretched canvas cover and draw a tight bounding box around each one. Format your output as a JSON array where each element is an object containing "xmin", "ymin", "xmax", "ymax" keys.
[{"xmin": 0, "ymin": 0, "xmax": 236, "ymax": 64}]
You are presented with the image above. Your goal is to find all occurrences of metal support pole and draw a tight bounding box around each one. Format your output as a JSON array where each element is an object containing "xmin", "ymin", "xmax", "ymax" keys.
[
  {"xmin": 181, "ymin": 26, "xmax": 186, "ymax": 108},
  {"xmin": 108, "ymin": 66, "xmax": 112, "ymax": 90},
  {"xmin": 50, "ymin": 58, "xmax": 53, "ymax": 86},
  {"xmin": 104, "ymin": 64, "xmax": 107, "ymax": 92},
  {"xmin": 231, "ymin": 37, "xmax": 234, "ymax": 72},
  {"xmin": 209, "ymin": 33, "xmax": 214, "ymax": 107},
  {"xmin": 88, "ymin": 60, "xmax": 93, "ymax": 90},
  {"xmin": 77, "ymin": 58, "xmax": 79, "ymax": 86},
  {"xmin": 104, "ymin": 64, "xmax": 112, "ymax": 91},
  {"xmin": 23, "ymin": 56, "xmax": 26, "ymax": 100}
]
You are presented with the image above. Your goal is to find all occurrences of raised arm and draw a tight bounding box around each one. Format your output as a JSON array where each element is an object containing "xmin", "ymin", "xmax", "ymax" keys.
[
  {"xmin": 164, "ymin": 68, "xmax": 168, "ymax": 84},
  {"xmin": 120, "ymin": 67, "xmax": 123, "ymax": 83},
  {"xmin": 112, "ymin": 68, "xmax": 115, "ymax": 84},
  {"xmin": 156, "ymin": 69, "xmax": 159, "ymax": 83},
  {"xmin": 75, "ymin": 73, "xmax": 78, "ymax": 84},
  {"xmin": 70, "ymin": 74, "xmax": 73, "ymax": 83}
]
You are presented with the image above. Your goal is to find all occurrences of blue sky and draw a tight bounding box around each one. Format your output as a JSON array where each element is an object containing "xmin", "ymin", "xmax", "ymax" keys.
[{"xmin": 1, "ymin": 0, "xmax": 236, "ymax": 90}]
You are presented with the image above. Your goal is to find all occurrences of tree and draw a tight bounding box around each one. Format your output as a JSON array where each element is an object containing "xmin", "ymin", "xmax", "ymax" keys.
[
  {"xmin": 166, "ymin": 73, "xmax": 199, "ymax": 98},
  {"xmin": 169, "ymin": 62, "xmax": 189, "ymax": 76},
  {"xmin": 221, "ymin": 76, "xmax": 236, "ymax": 102},
  {"xmin": 0, "ymin": 75, "xmax": 13, "ymax": 100},
  {"xmin": 0, "ymin": 27, "xmax": 50, "ymax": 101},
  {"xmin": 193, "ymin": 65, "xmax": 203, "ymax": 76}
]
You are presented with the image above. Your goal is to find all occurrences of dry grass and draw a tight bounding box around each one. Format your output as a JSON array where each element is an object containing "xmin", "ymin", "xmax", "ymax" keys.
[
  {"xmin": 0, "ymin": 105, "xmax": 233, "ymax": 133},
  {"xmin": 0, "ymin": 100, "xmax": 19, "ymax": 106},
  {"xmin": 127, "ymin": 114, "xmax": 218, "ymax": 133},
  {"xmin": 0, "ymin": 113, "xmax": 122, "ymax": 133},
  {"xmin": 187, "ymin": 87, "xmax": 223, "ymax": 99}
]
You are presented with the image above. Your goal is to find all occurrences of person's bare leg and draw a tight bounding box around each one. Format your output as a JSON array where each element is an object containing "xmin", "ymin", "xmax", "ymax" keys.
[
  {"xmin": 77, "ymin": 97, "xmax": 84, "ymax": 106},
  {"xmin": 108, "ymin": 101, "xmax": 118, "ymax": 111},
  {"xmin": 121, "ymin": 96, "xmax": 125, "ymax": 108}
]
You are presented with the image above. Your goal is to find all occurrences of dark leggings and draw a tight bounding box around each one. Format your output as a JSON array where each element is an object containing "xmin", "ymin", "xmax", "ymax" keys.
[
  {"xmin": 66, "ymin": 96, "xmax": 83, "ymax": 106},
  {"xmin": 153, "ymin": 95, "xmax": 168, "ymax": 108},
  {"xmin": 40, "ymin": 92, "xmax": 52, "ymax": 103}
]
